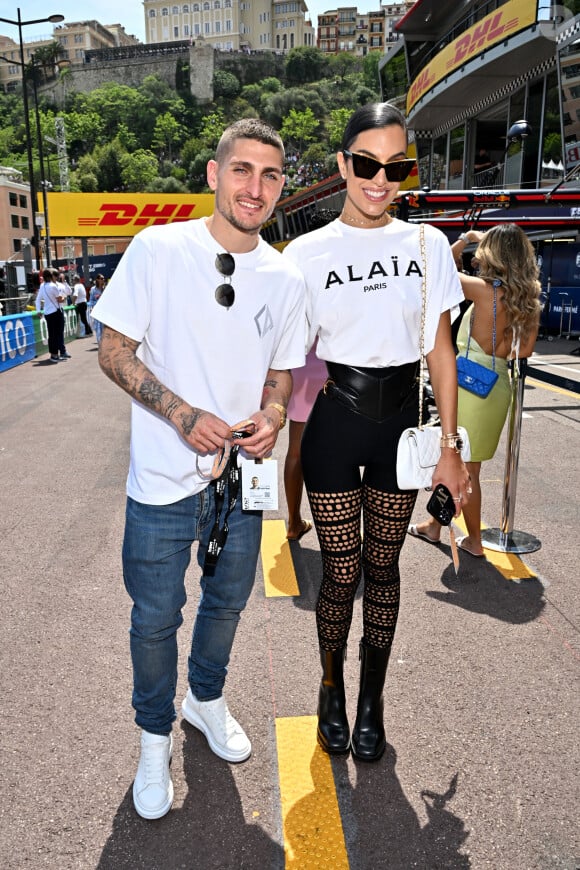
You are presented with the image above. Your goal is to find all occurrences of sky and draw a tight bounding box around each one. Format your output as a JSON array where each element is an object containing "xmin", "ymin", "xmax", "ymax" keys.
[{"xmin": 0, "ymin": 0, "xmax": 370, "ymax": 44}]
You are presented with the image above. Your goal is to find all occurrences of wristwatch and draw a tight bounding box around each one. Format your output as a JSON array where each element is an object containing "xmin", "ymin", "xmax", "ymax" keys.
[
  {"xmin": 266, "ymin": 402, "xmax": 287, "ymax": 430},
  {"xmin": 458, "ymin": 232, "xmax": 469, "ymax": 243},
  {"xmin": 440, "ymin": 432, "xmax": 464, "ymax": 453}
]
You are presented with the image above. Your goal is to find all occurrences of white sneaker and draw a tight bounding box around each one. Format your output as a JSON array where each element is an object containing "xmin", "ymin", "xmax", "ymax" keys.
[
  {"xmin": 181, "ymin": 689, "xmax": 251, "ymax": 762},
  {"xmin": 132, "ymin": 730, "xmax": 174, "ymax": 820}
]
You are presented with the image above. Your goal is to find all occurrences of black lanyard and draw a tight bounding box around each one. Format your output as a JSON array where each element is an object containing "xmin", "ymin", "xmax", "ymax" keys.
[{"xmin": 203, "ymin": 443, "xmax": 241, "ymax": 572}]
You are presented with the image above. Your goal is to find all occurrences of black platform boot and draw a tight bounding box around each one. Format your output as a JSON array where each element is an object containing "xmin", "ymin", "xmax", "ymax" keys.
[
  {"xmin": 317, "ymin": 646, "xmax": 350, "ymax": 755},
  {"xmin": 351, "ymin": 639, "xmax": 390, "ymax": 762}
]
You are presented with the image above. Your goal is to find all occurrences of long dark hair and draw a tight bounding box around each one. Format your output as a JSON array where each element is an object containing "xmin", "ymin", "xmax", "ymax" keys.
[{"xmin": 340, "ymin": 102, "xmax": 408, "ymax": 152}]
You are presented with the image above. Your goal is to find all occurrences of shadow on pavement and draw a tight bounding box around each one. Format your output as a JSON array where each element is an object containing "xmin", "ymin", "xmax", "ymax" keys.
[
  {"xmin": 97, "ymin": 723, "xmax": 284, "ymax": 870},
  {"xmin": 426, "ymin": 557, "xmax": 545, "ymax": 624},
  {"xmin": 283, "ymin": 743, "xmax": 470, "ymax": 869}
]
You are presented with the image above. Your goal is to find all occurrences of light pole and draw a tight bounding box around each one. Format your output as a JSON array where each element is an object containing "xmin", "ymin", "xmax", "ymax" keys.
[
  {"xmin": 0, "ymin": 8, "xmax": 64, "ymax": 269},
  {"xmin": 0, "ymin": 53, "xmax": 53, "ymax": 267}
]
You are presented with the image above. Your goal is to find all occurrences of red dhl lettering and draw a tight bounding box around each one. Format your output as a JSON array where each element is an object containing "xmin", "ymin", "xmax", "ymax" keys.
[
  {"xmin": 448, "ymin": 12, "xmax": 519, "ymax": 66},
  {"xmin": 408, "ymin": 68, "xmax": 437, "ymax": 104},
  {"xmin": 96, "ymin": 203, "xmax": 197, "ymax": 227}
]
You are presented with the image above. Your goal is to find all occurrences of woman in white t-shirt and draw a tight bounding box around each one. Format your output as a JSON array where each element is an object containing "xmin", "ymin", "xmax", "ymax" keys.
[{"xmin": 284, "ymin": 103, "xmax": 470, "ymax": 762}]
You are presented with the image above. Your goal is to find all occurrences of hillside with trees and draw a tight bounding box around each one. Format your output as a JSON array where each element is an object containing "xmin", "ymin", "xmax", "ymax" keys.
[{"xmin": 0, "ymin": 47, "xmax": 383, "ymax": 198}]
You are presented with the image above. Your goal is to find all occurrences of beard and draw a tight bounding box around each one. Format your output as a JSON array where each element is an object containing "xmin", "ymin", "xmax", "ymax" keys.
[{"xmin": 215, "ymin": 190, "xmax": 271, "ymax": 235}]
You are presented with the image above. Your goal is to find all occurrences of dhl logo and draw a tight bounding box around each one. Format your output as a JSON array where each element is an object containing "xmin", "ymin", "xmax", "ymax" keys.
[
  {"xmin": 407, "ymin": 67, "xmax": 437, "ymax": 108},
  {"xmin": 447, "ymin": 12, "xmax": 519, "ymax": 68},
  {"xmin": 77, "ymin": 202, "xmax": 198, "ymax": 228}
]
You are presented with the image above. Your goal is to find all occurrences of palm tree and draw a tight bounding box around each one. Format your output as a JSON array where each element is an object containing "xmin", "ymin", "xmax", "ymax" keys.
[{"xmin": 32, "ymin": 41, "xmax": 66, "ymax": 83}]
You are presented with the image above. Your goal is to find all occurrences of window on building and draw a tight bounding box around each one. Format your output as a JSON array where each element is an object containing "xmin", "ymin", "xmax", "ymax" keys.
[
  {"xmin": 9, "ymin": 192, "xmax": 17, "ymax": 207},
  {"xmin": 174, "ymin": 26, "xmax": 179, "ymax": 36},
  {"xmin": 216, "ymin": 20, "xmax": 221, "ymax": 32},
  {"xmin": 193, "ymin": 3, "xmax": 199, "ymax": 9},
  {"xmin": 11, "ymin": 214, "xmax": 19, "ymax": 228},
  {"xmin": 203, "ymin": 2, "xmax": 210, "ymax": 8},
  {"xmin": 290, "ymin": 32, "xmax": 294, "ymax": 48},
  {"xmin": 13, "ymin": 239, "xmax": 21, "ymax": 252},
  {"xmin": 449, "ymin": 124, "xmax": 465, "ymax": 190},
  {"xmin": 184, "ymin": 24, "xmax": 189, "ymax": 34},
  {"xmin": 162, "ymin": 7, "xmax": 169, "ymax": 15},
  {"xmin": 194, "ymin": 23, "xmax": 200, "ymax": 34},
  {"xmin": 19, "ymin": 194, "xmax": 27, "ymax": 208},
  {"xmin": 74, "ymin": 33, "xmax": 84, "ymax": 43},
  {"xmin": 149, "ymin": 9, "xmax": 156, "ymax": 16},
  {"xmin": 105, "ymin": 244, "xmax": 116, "ymax": 255},
  {"xmin": 214, "ymin": 0, "xmax": 220, "ymax": 7},
  {"xmin": 432, "ymin": 134, "xmax": 447, "ymax": 190},
  {"xmin": 172, "ymin": 5, "xmax": 179, "ymax": 12},
  {"xmin": 205, "ymin": 21, "xmax": 210, "ymax": 33},
  {"xmin": 225, "ymin": 0, "xmax": 231, "ymax": 6},
  {"xmin": 226, "ymin": 19, "xmax": 231, "ymax": 31},
  {"xmin": 183, "ymin": 3, "xmax": 189, "ymax": 10},
  {"xmin": 21, "ymin": 216, "xmax": 29, "ymax": 230}
]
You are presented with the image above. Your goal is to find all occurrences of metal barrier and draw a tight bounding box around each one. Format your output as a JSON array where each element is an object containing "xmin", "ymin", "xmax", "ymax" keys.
[
  {"xmin": 481, "ymin": 358, "xmax": 542, "ymax": 554},
  {"xmin": 0, "ymin": 294, "xmax": 34, "ymax": 316}
]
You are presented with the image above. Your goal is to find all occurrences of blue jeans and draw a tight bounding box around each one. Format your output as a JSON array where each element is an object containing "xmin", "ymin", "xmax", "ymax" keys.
[{"xmin": 122, "ymin": 489, "xmax": 262, "ymax": 736}]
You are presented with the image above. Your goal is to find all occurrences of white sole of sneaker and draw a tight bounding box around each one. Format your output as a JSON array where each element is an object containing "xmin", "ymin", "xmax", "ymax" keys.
[{"xmin": 181, "ymin": 696, "xmax": 251, "ymax": 763}]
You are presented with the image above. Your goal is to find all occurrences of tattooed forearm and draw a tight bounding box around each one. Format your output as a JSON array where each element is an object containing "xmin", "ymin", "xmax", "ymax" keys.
[
  {"xmin": 99, "ymin": 326, "xmax": 189, "ymax": 424},
  {"xmin": 138, "ymin": 376, "xmax": 165, "ymax": 408},
  {"xmin": 261, "ymin": 368, "xmax": 292, "ymax": 409}
]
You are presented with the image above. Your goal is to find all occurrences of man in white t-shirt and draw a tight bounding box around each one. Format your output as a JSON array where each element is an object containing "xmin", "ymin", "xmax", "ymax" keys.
[
  {"xmin": 71, "ymin": 275, "xmax": 93, "ymax": 337},
  {"xmin": 92, "ymin": 119, "xmax": 305, "ymax": 821}
]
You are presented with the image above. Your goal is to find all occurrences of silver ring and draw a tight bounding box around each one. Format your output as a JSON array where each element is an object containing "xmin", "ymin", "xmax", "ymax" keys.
[
  {"xmin": 466, "ymin": 486, "xmax": 473, "ymax": 494},
  {"xmin": 453, "ymin": 496, "xmax": 462, "ymax": 502}
]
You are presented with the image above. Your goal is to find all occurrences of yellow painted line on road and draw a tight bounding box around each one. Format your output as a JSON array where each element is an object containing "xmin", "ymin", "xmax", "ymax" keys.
[
  {"xmin": 276, "ymin": 716, "xmax": 349, "ymax": 869},
  {"xmin": 261, "ymin": 519, "xmax": 300, "ymax": 597},
  {"xmin": 454, "ymin": 516, "xmax": 536, "ymax": 581},
  {"xmin": 527, "ymin": 376, "xmax": 580, "ymax": 399}
]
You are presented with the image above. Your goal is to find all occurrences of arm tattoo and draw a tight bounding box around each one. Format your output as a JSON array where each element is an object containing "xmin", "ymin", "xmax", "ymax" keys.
[
  {"xmin": 180, "ymin": 408, "xmax": 204, "ymax": 436},
  {"xmin": 99, "ymin": 326, "xmax": 190, "ymax": 426}
]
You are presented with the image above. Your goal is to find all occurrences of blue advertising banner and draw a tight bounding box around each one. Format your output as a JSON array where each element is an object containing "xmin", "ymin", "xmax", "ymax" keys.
[{"xmin": 0, "ymin": 312, "xmax": 36, "ymax": 373}]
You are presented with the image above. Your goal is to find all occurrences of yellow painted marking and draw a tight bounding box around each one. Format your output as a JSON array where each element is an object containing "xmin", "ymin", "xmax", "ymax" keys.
[
  {"xmin": 276, "ymin": 716, "xmax": 349, "ymax": 869},
  {"xmin": 526, "ymin": 376, "xmax": 580, "ymax": 399},
  {"xmin": 454, "ymin": 516, "xmax": 537, "ymax": 581},
  {"xmin": 261, "ymin": 519, "xmax": 300, "ymax": 597}
]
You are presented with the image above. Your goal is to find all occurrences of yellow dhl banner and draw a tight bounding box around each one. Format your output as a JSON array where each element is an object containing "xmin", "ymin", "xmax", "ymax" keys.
[
  {"xmin": 45, "ymin": 193, "xmax": 215, "ymax": 237},
  {"xmin": 407, "ymin": 0, "xmax": 537, "ymax": 113}
]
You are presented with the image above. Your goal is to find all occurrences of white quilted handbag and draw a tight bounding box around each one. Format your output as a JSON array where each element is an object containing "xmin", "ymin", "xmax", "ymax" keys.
[
  {"xmin": 396, "ymin": 423, "xmax": 470, "ymax": 490},
  {"xmin": 396, "ymin": 225, "xmax": 471, "ymax": 490}
]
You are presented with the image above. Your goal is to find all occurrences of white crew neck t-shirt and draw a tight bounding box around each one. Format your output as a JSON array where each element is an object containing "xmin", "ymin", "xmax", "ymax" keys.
[
  {"xmin": 284, "ymin": 218, "xmax": 463, "ymax": 367},
  {"xmin": 93, "ymin": 218, "xmax": 306, "ymax": 504}
]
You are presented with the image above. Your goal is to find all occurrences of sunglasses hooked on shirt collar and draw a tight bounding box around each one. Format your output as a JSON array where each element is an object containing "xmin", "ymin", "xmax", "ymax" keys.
[
  {"xmin": 342, "ymin": 150, "xmax": 416, "ymax": 182},
  {"xmin": 215, "ymin": 252, "xmax": 235, "ymax": 309}
]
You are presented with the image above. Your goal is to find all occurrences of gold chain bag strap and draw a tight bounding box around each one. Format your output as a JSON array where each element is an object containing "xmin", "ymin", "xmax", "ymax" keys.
[{"xmin": 396, "ymin": 224, "xmax": 470, "ymax": 490}]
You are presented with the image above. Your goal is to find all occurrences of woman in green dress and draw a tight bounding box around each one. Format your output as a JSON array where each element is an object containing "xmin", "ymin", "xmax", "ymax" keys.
[{"xmin": 409, "ymin": 223, "xmax": 541, "ymax": 556}]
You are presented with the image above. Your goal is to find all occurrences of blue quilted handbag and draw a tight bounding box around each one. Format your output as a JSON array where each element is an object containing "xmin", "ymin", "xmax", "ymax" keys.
[{"xmin": 457, "ymin": 280, "xmax": 500, "ymax": 398}]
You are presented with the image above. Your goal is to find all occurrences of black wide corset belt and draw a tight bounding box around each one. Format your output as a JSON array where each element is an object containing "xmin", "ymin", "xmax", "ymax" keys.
[{"xmin": 323, "ymin": 360, "xmax": 420, "ymax": 423}]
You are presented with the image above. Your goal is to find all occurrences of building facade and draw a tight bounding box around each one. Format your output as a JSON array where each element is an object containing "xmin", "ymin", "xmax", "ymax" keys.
[
  {"xmin": 379, "ymin": 0, "xmax": 580, "ymax": 194},
  {"xmin": 0, "ymin": 167, "xmax": 32, "ymax": 263},
  {"xmin": 0, "ymin": 21, "xmax": 139, "ymax": 93},
  {"xmin": 317, "ymin": 2, "xmax": 415, "ymax": 56},
  {"xmin": 143, "ymin": 0, "xmax": 315, "ymax": 51}
]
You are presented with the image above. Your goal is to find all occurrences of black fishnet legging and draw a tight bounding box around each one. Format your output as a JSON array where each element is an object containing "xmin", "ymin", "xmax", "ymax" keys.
[{"xmin": 309, "ymin": 485, "xmax": 417, "ymax": 651}]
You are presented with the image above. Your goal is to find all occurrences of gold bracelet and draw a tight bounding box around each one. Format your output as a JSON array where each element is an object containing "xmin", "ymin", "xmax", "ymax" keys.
[
  {"xmin": 440, "ymin": 432, "xmax": 464, "ymax": 452},
  {"xmin": 265, "ymin": 402, "xmax": 287, "ymax": 430}
]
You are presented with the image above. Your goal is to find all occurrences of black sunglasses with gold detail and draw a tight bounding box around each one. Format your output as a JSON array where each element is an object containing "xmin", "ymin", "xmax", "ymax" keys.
[
  {"xmin": 215, "ymin": 252, "xmax": 235, "ymax": 309},
  {"xmin": 342, "ymin": 150, "xmax": 416, "ymax": 182}
]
